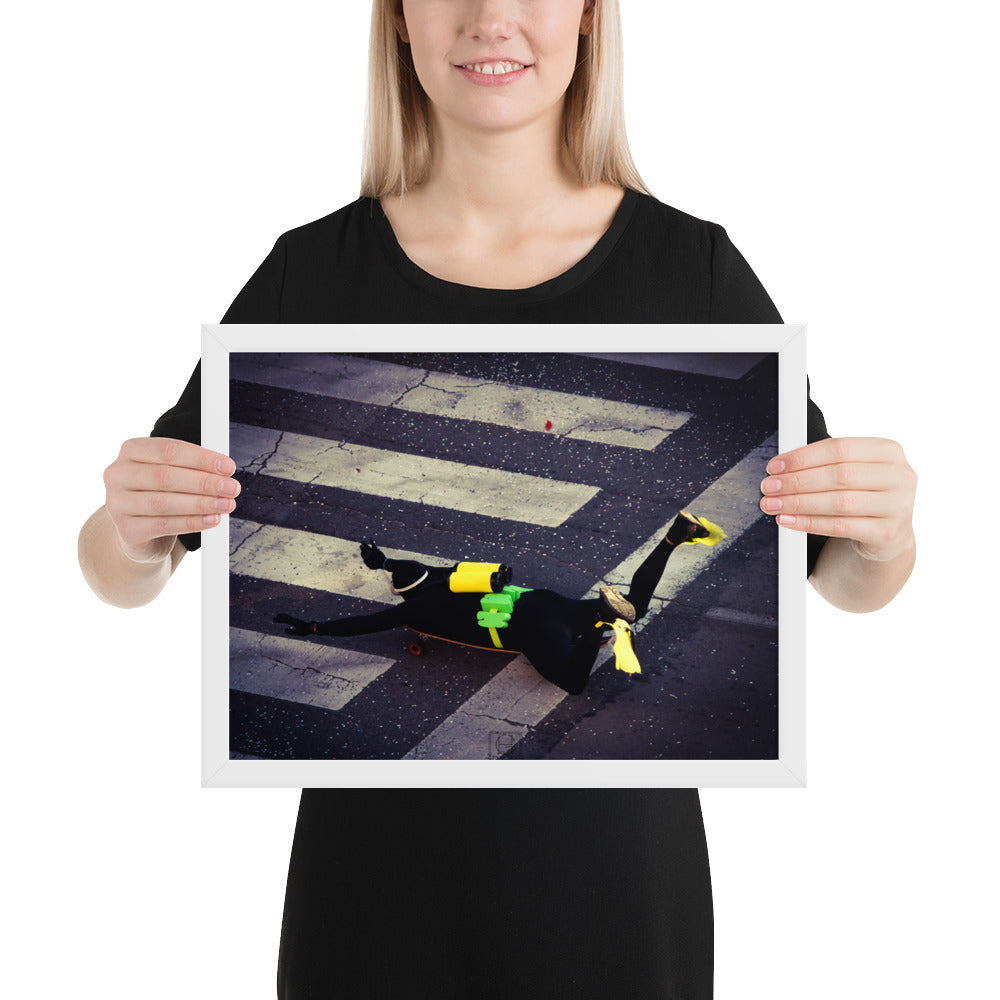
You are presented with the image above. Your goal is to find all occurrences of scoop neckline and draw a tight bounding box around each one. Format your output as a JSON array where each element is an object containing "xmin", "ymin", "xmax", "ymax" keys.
[{"xmin": 369, "ymin": 188, "xmax": 640, "ymax": 306}]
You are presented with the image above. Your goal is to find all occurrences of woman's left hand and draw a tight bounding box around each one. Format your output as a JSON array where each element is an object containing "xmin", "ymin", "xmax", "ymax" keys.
[{"xmin": 760, "ymin": 437, "xmax": 917, "ymax": 562}]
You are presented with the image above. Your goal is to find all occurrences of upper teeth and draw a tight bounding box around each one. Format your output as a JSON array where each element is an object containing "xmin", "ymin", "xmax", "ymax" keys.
[{"xmin": 463, "ymin": 62, "xmax": 525, "ymax": 75}]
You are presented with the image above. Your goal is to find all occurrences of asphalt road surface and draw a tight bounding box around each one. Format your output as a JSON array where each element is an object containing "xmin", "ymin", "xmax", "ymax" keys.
[{"xmin": 227, "ymin": 351, "xmax": 782, "ymax": 761}]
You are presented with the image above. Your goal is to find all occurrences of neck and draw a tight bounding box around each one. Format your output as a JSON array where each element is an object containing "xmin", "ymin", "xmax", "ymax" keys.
[{"xmin": 413, "ymin": 110, "xmax": 583, "ymax": 230}]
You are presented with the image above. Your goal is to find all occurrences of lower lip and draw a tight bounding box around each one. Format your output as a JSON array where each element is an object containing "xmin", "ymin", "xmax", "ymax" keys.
[{"xmin": 455, "ymin": 65, "xmax": 531, "ymax": 87}]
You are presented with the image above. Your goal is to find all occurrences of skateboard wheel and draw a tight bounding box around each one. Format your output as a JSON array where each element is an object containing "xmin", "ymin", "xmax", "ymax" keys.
[{"xmin": 407, "ymin": 640, "xmax": 424, "ymax": 657}]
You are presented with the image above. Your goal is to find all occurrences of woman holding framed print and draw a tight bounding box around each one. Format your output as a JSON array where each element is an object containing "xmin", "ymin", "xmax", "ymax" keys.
[{"xmin": 79, "ymin": 2, "xmax": 917, "ymax": 996}]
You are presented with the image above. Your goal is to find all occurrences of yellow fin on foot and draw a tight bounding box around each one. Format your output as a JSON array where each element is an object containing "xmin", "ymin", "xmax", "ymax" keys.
[
  {"xmin": 688, "ymin": 516, "xmax": 726, "ymax": 546},
  {"xmin": 596, "ymin": 618, "xmax": 641, "ymax": 675}
]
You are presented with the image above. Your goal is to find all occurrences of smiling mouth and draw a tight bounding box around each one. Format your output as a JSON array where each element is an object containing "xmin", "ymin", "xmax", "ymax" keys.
[{"xmin": 457, "ymin": 61, "xmax": 528, "ymax": 76}]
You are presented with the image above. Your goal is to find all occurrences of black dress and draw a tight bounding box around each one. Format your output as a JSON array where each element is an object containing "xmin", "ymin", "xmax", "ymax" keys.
[{"xmin": 152, "ymin": 190, "xmax": 829, "ymax": 999}]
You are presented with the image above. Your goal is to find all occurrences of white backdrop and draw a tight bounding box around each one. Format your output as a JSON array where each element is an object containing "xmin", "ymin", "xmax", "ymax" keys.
[{"xmin": 4, "ymin": 2, "xmax": 996, "ymax": 997}]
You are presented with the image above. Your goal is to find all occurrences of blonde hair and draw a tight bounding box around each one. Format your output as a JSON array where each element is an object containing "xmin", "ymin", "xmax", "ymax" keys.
[{"xmin": 360, "ymin": 0, "xmax": 650, "ymax": 198}]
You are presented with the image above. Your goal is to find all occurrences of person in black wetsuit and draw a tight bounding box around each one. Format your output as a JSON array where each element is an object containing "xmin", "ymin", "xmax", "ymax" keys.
[{"xmin": 274, "ymin": 510, "xmax": 713, "ymax": 696}]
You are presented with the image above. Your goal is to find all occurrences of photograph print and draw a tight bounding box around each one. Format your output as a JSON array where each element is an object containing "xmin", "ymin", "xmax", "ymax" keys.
[{"xmin": 206, "ymin": 330, "xmax": 805, "ymax": 785}]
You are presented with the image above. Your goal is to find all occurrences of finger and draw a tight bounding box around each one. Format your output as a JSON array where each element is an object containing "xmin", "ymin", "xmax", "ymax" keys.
[
  {"xmin": 772, "ymin": 512, "xmax": 884, "ymax": 541},
  {"xmin": 111, "ymin": 490, "xmax": 238, "ymax": 519},
  {"xmin": 766, "ymin": 437, "xmax": 905, "ymax": 476},
  {"xmin": 120, "ymin": 437, "xmax": 237, "ymax": 477},
  {"xmin": 116, "ymin": 511, "xmax": 228, "ymax": 549},
  {"xmin": 110, "ymin": 461, "xmax": 242, "ymax": 499},
  {"xmin": 761, "ymin": 462, "xmax": 902, "ymax": 497},
  {"xmin": 760, "ymin": 489, "xmax": 898, "ymax": 519}
]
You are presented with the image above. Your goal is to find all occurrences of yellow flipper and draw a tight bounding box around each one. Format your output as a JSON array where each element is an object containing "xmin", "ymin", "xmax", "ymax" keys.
[
  {"xmin": 688, "ymin": 516, "xmax": 726, "ymax": 546},
  {"xmin": 597, "ymin": 618, "xmax": 641, "ymax": 675}
]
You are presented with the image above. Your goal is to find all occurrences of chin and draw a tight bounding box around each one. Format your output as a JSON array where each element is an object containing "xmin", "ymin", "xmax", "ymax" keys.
[{"xmin": 443, "ymin": 100, "xmax": 561, "ymax": 138}]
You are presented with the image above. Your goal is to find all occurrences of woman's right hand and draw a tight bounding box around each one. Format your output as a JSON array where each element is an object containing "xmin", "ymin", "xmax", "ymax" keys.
[{"xmin": 103, "ymin": 437, "xmax": 240, "ymax": 562}]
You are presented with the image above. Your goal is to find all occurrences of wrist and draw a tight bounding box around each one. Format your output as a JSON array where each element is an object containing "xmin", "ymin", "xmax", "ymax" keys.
[
  {"xmin": 117, "ymin": 531, "xmax": 177, "ymax": 566},
  {"xmin": 851, "ymin": 528, "xmax": 916, "ymax": 564}
]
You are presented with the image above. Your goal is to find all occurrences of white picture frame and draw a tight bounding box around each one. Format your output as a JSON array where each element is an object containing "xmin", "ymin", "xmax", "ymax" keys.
[{"xmin": 202, "ymin": 324, "xmax": 807, "ymax": 787}]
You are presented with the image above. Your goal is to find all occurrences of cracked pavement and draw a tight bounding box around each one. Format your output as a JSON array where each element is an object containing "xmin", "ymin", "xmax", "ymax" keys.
[{"xmin": 227, "ymin": 352, "xmax": 781, "ymax": 761}]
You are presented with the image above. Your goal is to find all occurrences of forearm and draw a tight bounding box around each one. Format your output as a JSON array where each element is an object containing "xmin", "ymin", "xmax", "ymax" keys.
[
  {"xmin": 314, "ymin": 605, "xmax": 411, "ymax": 636},
  {"xmin": 78, "ymin": 506, "xmax": 187, "ymax": 609},
  {"xmin": 808, "ymin": 533, "xmax": 916, "ymax": 613}
]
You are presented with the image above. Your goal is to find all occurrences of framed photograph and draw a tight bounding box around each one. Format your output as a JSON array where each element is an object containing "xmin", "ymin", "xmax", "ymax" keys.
[{"xmin": 202, "ymin": 325, "xmax": 806, "ymax": 787}]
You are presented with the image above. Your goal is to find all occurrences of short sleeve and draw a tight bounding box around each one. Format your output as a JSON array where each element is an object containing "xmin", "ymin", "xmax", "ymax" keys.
[
  {"xmin": 149, "ymin": 362, "xmax": 202, "ymax": 551},
  {"xmin": 708, "ymin": 226, "xmax": 828, "ymax": 575},
  {"xmin": 806, "ymin": 379, "xmax": 831, "ymax": 577},
  {"xmin": 146, "ymin": 233, "xmax": 288, "ymax": 551},
  {"xmin": 220, "ymin": 234, "xmax": 287, "ymax": 323},
  {"xmin": 709, "ymin": 226, "xmax": 781, "ymax": 323}
]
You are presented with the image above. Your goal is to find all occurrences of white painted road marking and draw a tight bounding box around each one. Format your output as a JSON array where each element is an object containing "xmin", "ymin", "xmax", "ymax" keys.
[
  {"xmin": 229, "ymin": 422, "xmax": 600, "ymax": 527},
  {"xmin": 229, "ymin": 626, "xmax": 396, "ymax": 711},
  {"xmin": 599, "ymin": 435, "xmax": 778, "ymax": 607},
  {"xmin": 230, "ymin": 353, "xmax": 689, "ymax": 450},
  {"xmin": 404, "ymin": 435, "xmax": 777, "ymax": 759},
  {"xmin": 229, "ymin": 519, "xmax": 454, "ymax": 601},
  {"xmin": 577, "ymin": 352, "xmax": 769, "ymax": 381}
]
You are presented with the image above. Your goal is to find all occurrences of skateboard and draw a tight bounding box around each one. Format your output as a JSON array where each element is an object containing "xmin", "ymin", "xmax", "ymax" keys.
[
  {"xmin": 404, "ymin": 627, "xmax": 611, "ymax": 657},
  {"xmin": 405, "ymin": 627, "xmax": 523, "ymax": 657}
]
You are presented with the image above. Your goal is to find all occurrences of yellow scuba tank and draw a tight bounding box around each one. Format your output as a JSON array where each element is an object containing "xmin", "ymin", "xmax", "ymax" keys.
[{"xmin": 448, "ymin": 562, "xmax": 513, "ymax": 593}]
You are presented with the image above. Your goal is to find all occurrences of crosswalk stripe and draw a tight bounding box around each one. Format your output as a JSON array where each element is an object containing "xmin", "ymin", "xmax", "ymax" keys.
[
  {"xmin": 229, "ymin": 518, "xmax": 454, "ymax": 600},
  {"xmin": 229, "ymin": 626, "xmax": 395, "ymax": 711},
  {"xmin": 403, "ymin": 435, "xmax": 777, "ymax": 760},
  {"xmin": 576, "ymin": 352, "xmax": 768, "ymax": 380},
  {"xmin": 229, "ymin": 422, "xmax": 600, "ymax": 527},
  {"xmin": 597, "ymin": 434, "xmax": 777, "ymax": 606},
  {"xmin": 703, "ymin": 607, "xmax": 777, "ymax": 629},
  {"xmin": 230, "ymin": 353, "xmax": 689, "ymax": 450}
]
